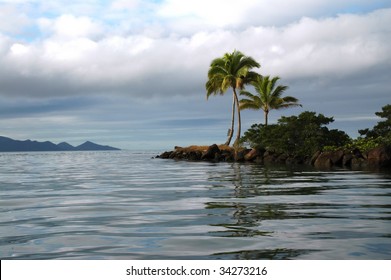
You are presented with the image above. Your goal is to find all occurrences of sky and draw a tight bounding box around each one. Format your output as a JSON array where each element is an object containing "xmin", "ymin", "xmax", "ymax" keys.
[{"xmin": 0, "ymin": 0, "xmax": 390, "ymax": 150}]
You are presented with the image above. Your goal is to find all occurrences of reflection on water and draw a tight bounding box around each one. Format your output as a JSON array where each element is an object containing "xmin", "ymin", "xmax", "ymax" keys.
[
  {"xmin": 0, "ymin": 151, "xmax": 390, "ymax": 259},
  {"xmin": 213, "ymin": 248, "xmax": 322, "ymax": 260}
]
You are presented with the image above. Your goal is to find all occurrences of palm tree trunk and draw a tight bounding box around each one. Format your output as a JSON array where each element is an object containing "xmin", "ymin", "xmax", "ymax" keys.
[
  {"xmin": 233, "ymin": 88, "xmax": 241, "ymax": 147},
  {"xmin": 264, "ymin": 110, "xmax": 269, "ymax": 126},
  {"xmin": 225, "ymin": 93, "xmax": 235, "ymax": 146}
]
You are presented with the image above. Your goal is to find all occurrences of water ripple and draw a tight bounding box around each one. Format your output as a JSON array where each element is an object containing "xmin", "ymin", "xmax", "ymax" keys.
[{"xmin": 0, "ymin": 151, "xmax": 390, "ymax": 259}]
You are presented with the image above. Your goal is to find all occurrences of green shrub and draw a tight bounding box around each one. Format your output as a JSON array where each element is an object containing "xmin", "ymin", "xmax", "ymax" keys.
[
  {"xmin": 241, "ymin": 111, "xmax": 350, "ymax": 157},
  {"xmin": 324, "ymin": 137, "xmax": 381, "ymax": 153}
]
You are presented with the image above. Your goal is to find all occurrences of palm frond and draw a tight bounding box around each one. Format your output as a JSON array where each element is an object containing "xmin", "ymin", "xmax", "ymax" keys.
[
  {"xmin": 239, "ymin": 90, "xmax": 256, "ymax": 98},
  {"xmin": 270, "ymin": 85, "xmax": 288, "ymax": 100},
  {"xmin": 239, "ymin": 74, "xmax": 301, "ymax": 125},
  {"xmin": 244, "ymin": 71, "xmax": 261, "ymax": 85},
  {"xmin": 282, "ymin": 96, "xmax": 299, "ymax": 103},
  {"xmin": 205, "ymin": 50, "xmax": 261, "ymax": 98},
  {"xmin": 239, "ymin": 99, "xmax": 260, "ymax": 110}
]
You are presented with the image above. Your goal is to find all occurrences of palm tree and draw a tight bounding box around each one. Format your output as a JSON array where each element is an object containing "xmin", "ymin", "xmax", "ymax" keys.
[
  {"xmin": 206, "ymin": 50, "xmax": 260, "ymax": 146},
  {"xmin": 240, "ymin": 75, "xmax": 301, "ymax": 126}
]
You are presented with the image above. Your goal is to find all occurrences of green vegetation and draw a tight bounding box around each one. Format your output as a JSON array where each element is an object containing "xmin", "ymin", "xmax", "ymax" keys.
[
  {"xmin": 359, "ymin": 104, "xmax": 391, "ymax": 146},
  {"xmin": 323, "ymin": 104, "xmax": 391, "ymax": 152},
  {"xmin": 240, "ymin": 75, "xmax": 301, "ymax": 126},
  {"xmin": 206, "ymin": 50, "xmax": 260, "ymax": 146},
  {"xmin": 323, "ymin": 137, "xmax": 380, "ymax": 153},
  {"xmin": 205, "ymin": 49, "xmax": 389, "ymax": 158},
  {"xmin": 242, "ymin": 105, "xmax": 391, "ymax": 157},
  {"xmin": 241, "ymin": 111, "xmax": 350, "ymax": 157}
]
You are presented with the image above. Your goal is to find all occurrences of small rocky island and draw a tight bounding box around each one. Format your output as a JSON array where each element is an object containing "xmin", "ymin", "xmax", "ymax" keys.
[
  {"xmin": 156, "ymin": 52, "xmax": 391, "ymax": 172},
  {"xmin": 158, "ymin": 144, "xmax": 391, "ymax": 170}
]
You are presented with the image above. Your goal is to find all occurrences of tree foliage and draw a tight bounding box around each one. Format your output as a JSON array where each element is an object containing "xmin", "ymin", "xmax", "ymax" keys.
[
  {"xmin": 359, "ymin": 104, "xmax": 391, "ymax": 142},
  {"xmin": 205, "ymin": 50, "xmax": 260, "ymax": 146},
  {"xmin": 241, "ymin": 111, "xmax": 350, "ymax": 157},
  {"xmin": 240, "ymin": 75, "xmax": 301, "ymax": 125}
]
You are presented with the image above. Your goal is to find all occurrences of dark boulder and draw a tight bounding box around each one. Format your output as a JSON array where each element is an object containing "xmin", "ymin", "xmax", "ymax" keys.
[
  {"xmin": 234, "ymin": 149, "xmax": 250, "ymax": 162},
  {"xmin": 310, "ymin": 151, "xmax": 321, "ymax": 165},
  {"xmin": 188, "ymin": 151, "xmax": 202, "ymax": 161},
  {"xmin": 276, "ymin": 153, "xmax": 288, "ymax": 164},
  {"xmin": 352, "ymin": 148, "xmax": 364, "ymax": 159},
  {"xmin": 286, "ymin": 155, "xmax": 305, "ymax": 165},
  {"xmin": 329, "ymin": 150, "xmax": 344, "ymax": 165},
  {"xmin": 314, "ymin": 154, "xmax": 333, "ymax": 169},
  {"xmin": 351, "ymin": 157, "xmax": 368, "ymax": 170},
  {"xmin": 314, "ymin": 150, "xmax": 344, "ymax": 169},
  {"xmin": 159, "ymin": 151, "xmax": 173, "ymax": 159},
  {"xmin": 222, "ymin": 150, "xmax": 234, "ymax": 162},
  {"xmin": 263, "ymin": 150, "xmax": 277, "ymax": 164},
  {"xmin": 342, "ymin": 153, "xmax": 354, "ymax": 167},
  {"xmin": 367, "ymin": 145, "xmax": 391, "ymax": 168},
  {"xmin": 244, "ymin": 148, "xmax": 260, "ymax": 161},
  {"xmin": 201, "ymin": 144, "xmax": 221, "ymax": 160}
]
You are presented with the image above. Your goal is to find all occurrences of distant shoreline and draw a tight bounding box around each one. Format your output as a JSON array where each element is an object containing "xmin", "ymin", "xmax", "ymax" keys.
[{"xmin": 0, "ymin": 136, "xmax": 120, "ymax": 152}]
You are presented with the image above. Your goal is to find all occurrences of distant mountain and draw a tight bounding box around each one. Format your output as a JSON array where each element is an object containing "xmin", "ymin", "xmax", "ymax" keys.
[
  {"xmin": 75, "ymin": 141, "xmax": 120, "ymax": 151},
  {"xmin": 57, "ymin": 142, "xmax": 75, "ymax": 151},
  {"xmin": 0, "ymin": 136, "xmax": 120, "ymax": 152}
]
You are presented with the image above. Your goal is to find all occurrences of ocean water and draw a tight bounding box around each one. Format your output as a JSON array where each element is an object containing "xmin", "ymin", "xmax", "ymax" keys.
[{"xmin": 0, "ymin": 150, "xmax": 390, "ymax": 260}]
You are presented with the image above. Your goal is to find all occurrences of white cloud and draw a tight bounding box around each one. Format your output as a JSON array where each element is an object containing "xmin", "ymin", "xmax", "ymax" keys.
[
  {"xmin": 111, "ymin": 0, "xmax": 140, "ymax": 11},
  {"xmin": 0, "ymin": 4, "xmax": 31, "ymax": 34},
  {"xmin": 10, "ymin": 43, "xmax": 30, "ymax": 56},
  {"xmin": 231, "ymin": 8, "xmax": 391, "ymax": 80},
  {"xmin": 156, "ymin": 0, "xmax": 391, "ymax": 33},
  {"xmin": 39, "ymin": 14, "xmax": 104, "ymax": 39},
  {"xmin": 0, "ymin": 8, "xmax": 390, "ymax": 100},
  {"xmin": 42, "ymin": 37, "xmax": 98, "ymax": 61},
  {"xmin": 0, "ymin": 2, "xmax": 390, "ymax": 148},
  {"xmin": 158, "ymin": 0, "xmax": 250, "ymax": 27}
]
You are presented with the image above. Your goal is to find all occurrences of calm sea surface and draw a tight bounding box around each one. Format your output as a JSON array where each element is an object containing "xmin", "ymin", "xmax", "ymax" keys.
[{"xmin": 0, "ymin": 151, "xmax": 390, "ymax": 260}]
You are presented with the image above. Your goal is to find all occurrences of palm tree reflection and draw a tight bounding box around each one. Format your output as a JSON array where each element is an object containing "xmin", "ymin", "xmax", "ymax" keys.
[{"xmin": 205, "ymin": 163, "xmax": 322, "ymax": 259}]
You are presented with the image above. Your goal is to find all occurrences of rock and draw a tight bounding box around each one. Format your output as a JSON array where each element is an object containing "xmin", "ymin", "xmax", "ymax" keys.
[
  {"xmin": 351, "ymin": 157, "xmax": 367, "ymax": 170},
  {"xmin": 188, "ymin": 151, "xmax": 202, "ymax": 161},
  {"xmin": 234, "ymin": 149, "xmax": 248, "ymax": 162},
  {"xmin": 201, "ymin": 144, "xmax": 221, "ymax": 160},
  {"xmin": 286, "ymin": 156, "xmax": 304, "ymax": 165},
  {"xmin": 330, "ymin": 150, "xmax": 344, "ymax": 165},
  {"xmin": 352, "ymin": 148, "xmax": 364, "ymax": 159},
  {"xmin": 222, "ymin": 150, "xmax": 234, "ymax": 162},
  {"xmin": 244, "ymin": 148, "xmax": 259, "ymax": 161},
  {"xmin": 159, "ymin": 151, "xmax": 173, "ymax": 159},
  {"xmin": 276, "ymin": 153, "xmax": 288, "ymax": 164},
  {"xmin": 263, "ymin": 151, "xmax": 277, "ymax": 164},
  {"xmin": 313, "ymin": 150, "xmax": 344, "ymax": 169},
  {"xmin": 342, "ymin": 153, "xmax": 353, "ymax": 167},
  {"xmin": 314, "ymin": 152, "xmax": 333, "ymax": 169},
  {"xmin": 254, "ymin": 156, "xmax": 264, "ymax": 164},
  {"xmin": 367, "ymin": 145, "xmax": 391, "ymax": 168},
  {"xmin": 158, "ymin": 143, "xmax": 391, "ymax": 170},
  {"xmin": 310, "ymin": 151, "xmax": 321, "ymax": 165},
  {"xmin": 170, "ymin": 151, "xmax": 180, "ymax": 159}
]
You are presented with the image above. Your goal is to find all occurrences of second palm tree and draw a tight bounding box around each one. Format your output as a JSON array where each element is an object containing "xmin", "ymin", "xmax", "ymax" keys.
[{"xmin": 240, "ymin": 75, "xmax": 301, "ymax": 126}]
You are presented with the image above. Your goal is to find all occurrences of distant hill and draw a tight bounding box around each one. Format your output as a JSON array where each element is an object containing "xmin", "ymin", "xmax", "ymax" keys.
[
  {"xmin": 57, "ymin": 142, "xmax": 75, "ymax": 151},
  {"xmin": 75, "ymin": 141, "xmax": 120, "ymax": 151},
  {"xmin": 0, "ymin": 136, "xmax": 120, "ymax": 152}
]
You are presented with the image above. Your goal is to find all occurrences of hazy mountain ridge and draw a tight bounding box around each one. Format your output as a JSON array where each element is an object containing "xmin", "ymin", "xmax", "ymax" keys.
[{"xmin": 0, "ymin": 136, "xmax": 120, "ymax": 152}]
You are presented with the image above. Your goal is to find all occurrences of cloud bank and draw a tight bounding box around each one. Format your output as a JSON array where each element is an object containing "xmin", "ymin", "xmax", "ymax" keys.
[{"xmin": 0, "ymin": 0, "xmax": 390, "ymax": 148}]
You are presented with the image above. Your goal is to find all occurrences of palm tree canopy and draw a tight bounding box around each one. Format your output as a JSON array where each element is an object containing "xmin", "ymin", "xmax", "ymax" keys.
[
  {"xmin": 206, "ymin": 50, "xmax": 260, "ymax": 99},
  {"xmin": 205, "ymin": 50, "xmax": 260, "ymax": 146},
  {"xmin": 240, "ymin": 75, "xmax": 301, "ymax": 112}
]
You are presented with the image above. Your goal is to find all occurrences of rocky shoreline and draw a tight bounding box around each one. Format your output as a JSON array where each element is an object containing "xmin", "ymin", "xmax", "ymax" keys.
[{"xmin": 157, "ymin": 144, "xmax": 391, "ymax": 170}]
